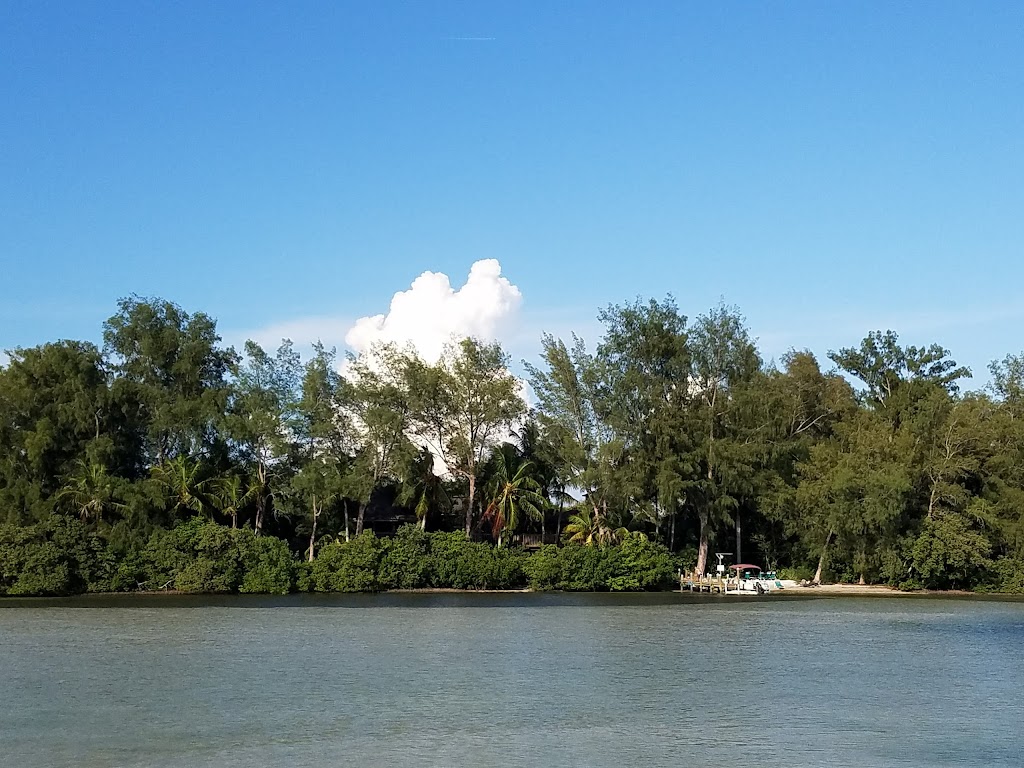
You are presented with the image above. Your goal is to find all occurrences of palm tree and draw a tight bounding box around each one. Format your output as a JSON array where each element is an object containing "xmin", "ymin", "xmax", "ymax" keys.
[
  {"xmin": 152, "ymin": 456, "xmax": 212, "ymax": 518},
  {"xmin": 55, "ymin": 460, "xmax": 124, "ymax": 525},
  {"xmin": 482, "ymin": 445, "xmax": 546, "ymax": 547},
  {"xmin": 398, "ymin": 447, "xmax": 450, "ymax": 531},
  {"xmin": 563, "ymin": 504, "xmax": 630, "ymax": 547},
  {"xmin": 512, "ymin": 419, "xmax": 561, "ymax": 537},
  {"xmin": 210, "ymin": 473, "xmax": 257, "ymax": 529}
]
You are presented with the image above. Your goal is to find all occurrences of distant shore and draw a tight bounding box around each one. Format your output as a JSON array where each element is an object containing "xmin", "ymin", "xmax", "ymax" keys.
[{"xmin": 6, "ymin": 583, "xmax": 1021, "ymax": 601}]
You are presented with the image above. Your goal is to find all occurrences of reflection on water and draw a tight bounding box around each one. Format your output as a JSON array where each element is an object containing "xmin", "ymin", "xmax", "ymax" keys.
[{"xmin": 2, "ymin": 593, "xmax": 1022, "ymax": 767}]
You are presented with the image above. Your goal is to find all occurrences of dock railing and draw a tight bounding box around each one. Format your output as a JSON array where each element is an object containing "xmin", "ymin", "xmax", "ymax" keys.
[{"xmin": 681, "ymin": 570, "xmax": 736, "ymax": 594}]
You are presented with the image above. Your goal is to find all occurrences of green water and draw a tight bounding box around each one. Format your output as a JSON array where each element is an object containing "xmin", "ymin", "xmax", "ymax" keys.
[{"xmin": 1, "ymin": 593, "xmax": 1022, "ymax": 767}]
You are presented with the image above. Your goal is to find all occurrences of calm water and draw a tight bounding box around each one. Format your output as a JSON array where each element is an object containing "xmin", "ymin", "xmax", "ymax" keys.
[{"xmin": 1, "ymin": 592, "xmax": 1022, "ymax": 768}]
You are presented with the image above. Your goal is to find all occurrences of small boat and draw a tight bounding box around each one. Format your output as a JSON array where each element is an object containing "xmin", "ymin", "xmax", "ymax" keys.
[{"xmin": 727, "ymin": 564, "xmax": 784, "ymax": 594}]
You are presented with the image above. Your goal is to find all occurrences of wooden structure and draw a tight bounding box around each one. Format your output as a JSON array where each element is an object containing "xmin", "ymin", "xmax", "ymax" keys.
[
  {"xmin": 681, "ymin": 571, "xmax": 732, "ymax": 594},
  {"xmin": 509, "ymin": 532, "xmax": 560, "ymax": 550}
]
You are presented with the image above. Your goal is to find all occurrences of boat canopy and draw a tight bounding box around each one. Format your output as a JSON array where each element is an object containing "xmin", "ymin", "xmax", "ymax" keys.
[{"xmin": 728, "ymin": 564, "xmax": 762, "ymax": 571}]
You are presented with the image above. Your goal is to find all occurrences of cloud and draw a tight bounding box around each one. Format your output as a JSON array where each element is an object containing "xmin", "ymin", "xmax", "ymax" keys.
[{"xmin": 345, "ymin": 259, "xmax": 522, "ymax": 363}]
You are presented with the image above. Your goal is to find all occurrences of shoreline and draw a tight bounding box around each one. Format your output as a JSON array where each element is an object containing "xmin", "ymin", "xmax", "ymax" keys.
[{"xmin": 1, "ymin": 584, "xmax": 1019, "ymax": 600}]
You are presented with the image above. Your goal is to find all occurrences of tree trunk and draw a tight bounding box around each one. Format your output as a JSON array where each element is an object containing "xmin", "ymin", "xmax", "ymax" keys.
[
  {"xmin": 255, "ymin": 463, "xmax": 268, "ymax": 535},
  {"xmin": 308, "ymin": 499, "xmax": 319, "ymax": 563},
  {"xmin": 813, "ymin": 530, "xmax": 833, "ymax": 584},
  {"xmin": 735, "ymin": 509, "xmax": 742, "ymax": 564},
  {"xmin": 255, "ymin": 498, "xmax": 265, "ymax": 535},
  {"xmin": 420, "ymin": 513, "xmax": 426, "ymax": 531},
  {"xmin": 231, "ymin": 513, "xmax": 237, "ymax": 530},
  {"xmin": 355, "ymin": 501, "xmax": 366, "ymax": 537},
  {"xmin": 343, "ymin": 502, "xmax": 350, "ymax": 542},
  {"xmin": 669, "ymin": 512, "xmax": 676, "ymax": 553},
  {"xmin": 695, "ymin": 510, "xmax": 710, "ymax": 576},
  {"xmin": 698, "ymin": 431, "xmax": 714, "ymax": 576},
  {"xmin": 465, "ymin": 475, "xmax": 476, "ymax": 538}
]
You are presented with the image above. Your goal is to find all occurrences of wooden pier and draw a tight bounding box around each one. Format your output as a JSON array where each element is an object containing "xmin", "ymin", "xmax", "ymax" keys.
[{"xmin": 680, "ymin": 572, "xmax": 735, "ymax": 594}]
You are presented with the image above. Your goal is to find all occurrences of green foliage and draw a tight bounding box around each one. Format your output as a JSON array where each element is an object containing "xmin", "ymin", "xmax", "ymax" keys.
[
  {"xmin": 6, "ymin": 294, "xmax": 1024, "ymax": 596},
  {"xmin": 308, "ymin": 532, "xmax": 386, "ymax": 592},
  {"xmin": 524, "ymin": 535, "xmax": 674, "ymax": 592},
  {"xmin": 610, "ymin": 534, "xmax": 675, "ymax": 590},
  {"xmin": 405, "ymin": 338, "xmax": 526, "ymax": 536},
  {"xmin": 377, "ymin": 525, "xmax": 431, "ymax": 589},
  {"xmin": 985, "ymin": 558, "xmax": 1024, "ymax": 594},
  {"xmin": 103, "ymin": 296, "xmax": 236, "ymax": 463},
  {"xmin": 141, "ymin": 519, "xmax": 295, "ymax": 593},
  {"xmin": 237, "ymin": 530, "xmax": 296, "ymax": 594},
  {"xmin": 424, "ymin": 531, "xmax": 526, "ymax": 590},
  {"xmin": 0, "ymin": 341, "xmax": 115, "ymax": 523},
  {"xmin": 778, "ymin": 565, "xmax": 815, "ymax": 582},
  {"xmin": 0, "ymin": 517, "xmax": 113, "ymax": 595},
  {"xmin": 306, "ymin": 527, "xmax": 528, "ymax": 592},
  {"xmin": 908, "ymin": 511, "xmax": 993, "ymax": 590}
]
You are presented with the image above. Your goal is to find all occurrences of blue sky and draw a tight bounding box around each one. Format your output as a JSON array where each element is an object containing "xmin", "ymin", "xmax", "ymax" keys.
[{"xmin": 2, "ymin": 2, "xmax": 1022, "ymax": 383}]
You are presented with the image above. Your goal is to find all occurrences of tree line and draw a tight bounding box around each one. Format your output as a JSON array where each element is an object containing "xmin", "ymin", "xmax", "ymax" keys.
[{"xmin": 2, "ymin": 295, "xmax": 1023, "ymax": 595}]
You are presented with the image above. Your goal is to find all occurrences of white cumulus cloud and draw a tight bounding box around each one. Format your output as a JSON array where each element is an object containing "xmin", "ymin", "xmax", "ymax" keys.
[{"xmin": 345, "ymin": 259, "xmax": 522, "ymax": 363}]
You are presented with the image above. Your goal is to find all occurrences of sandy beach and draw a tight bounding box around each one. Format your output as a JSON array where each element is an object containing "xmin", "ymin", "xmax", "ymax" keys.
[{"xmin": 779, "ymin": 581, "xmax": 906, "ymax": 596}]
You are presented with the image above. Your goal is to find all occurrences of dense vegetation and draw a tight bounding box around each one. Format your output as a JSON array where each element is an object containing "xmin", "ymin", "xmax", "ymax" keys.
[{"xmin": 2, "ymin": 295, "xmax": 1023, "ymax": 595}]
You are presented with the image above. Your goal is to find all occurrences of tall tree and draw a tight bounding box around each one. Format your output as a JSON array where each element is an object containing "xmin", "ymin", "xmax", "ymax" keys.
[
  {"xmin": 688, "ymin": 303, "xmax": 761, "ymax": 575},
  {"xmin": 0, "ymin": 341, "xmax": 116, "ymax": 522},
  {"xmin": 397, "ymin": 447, "xmax": 450, "ymax": 531},
  {"xmin": 829, "ymin": 330, "xmax": 970, "ymax": 428},
  {"xmin": 342, "ymin": 344, "xmax": 415, "ymax": 536},
  {"xmin": 406, "ymin": 338, "xmax": 525, "ymax": 537},
  {"xmin": 291, "ymin": 459, "xmax": 345, "ymax": 561},
  {"xmin": 103, "ymin": 297, "xmax": 236, "ymax": 465},
  {"xmin": 596, "ymin": 297, "xmax": 693, "ymax": 549},
  {"xmin": 754, "ymin": 351, "xmax": 857, "ymax": 569},
  {"xmin": 525, "ymin": 334, "xmax": 614, "ymax": 540},
  {"xmin": 292, "ymin": 343, "xmax": 349, "ymax": 554},
  {"xmin": 796, "ymin": 410, "xmax": 913, "ymax": 583},
  {"xmin": 481, "ymin": 443, "xmax": 545, "ymax": 547},
  {"xmin": 227, "ymin": 340, "xmax": 302, "ymax": 534}
]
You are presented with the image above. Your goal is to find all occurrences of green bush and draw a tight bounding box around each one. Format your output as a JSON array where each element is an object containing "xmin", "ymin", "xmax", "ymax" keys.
[
  {"xmin": 982, "ymin": 557, "xmax": 1024, "ymax": 594},
  {"xmin": 0, "ymin": 517, "xmax": 113, "ymax": 595},
  {"xmin": 778, "ymin": 565, "xmax": 815, "ymax": 582},
  {"xmin": 308, "ymin": 532, "xmax": 386, "ymax": 592},
  {"xmin": 307, "ymin": 527, "xmax": 529, "ymax": 592},
  {"xmin": 524, "ymin": 535, "xmax": 674, "ymax": 591},
  {"xmin": 144, "ymin": 519, "xmax": 239, "ymax": 592},
  {"xmin": 908, "ymin": 512, "xmax": 993, "ymax": 590},
  {"xmin": 608, "ymin": 534, "xmax": 675, "ymax": 590},
  {"xmin": 425, "ymin": 531, "xmax": 527, "ymax": 589},
  {"xmin": 378, "ymin": 525, "xmax": 431, "ymax": 589},
  {"xmin": 521, "ymin": 544, "xmax": 562, "ymax": 590},
  {"xmin": 237, "ymin": 530, "xmax": 295, "ymax": 594},
  {"xmin": 141, "ymin": 519, "xmax": 296, "ymax": 593}
]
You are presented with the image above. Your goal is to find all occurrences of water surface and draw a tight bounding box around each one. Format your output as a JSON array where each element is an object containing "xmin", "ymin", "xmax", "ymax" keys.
[{"xmin": 2, "ymin": 592, "xmax": 1022, "ymax": 767}]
